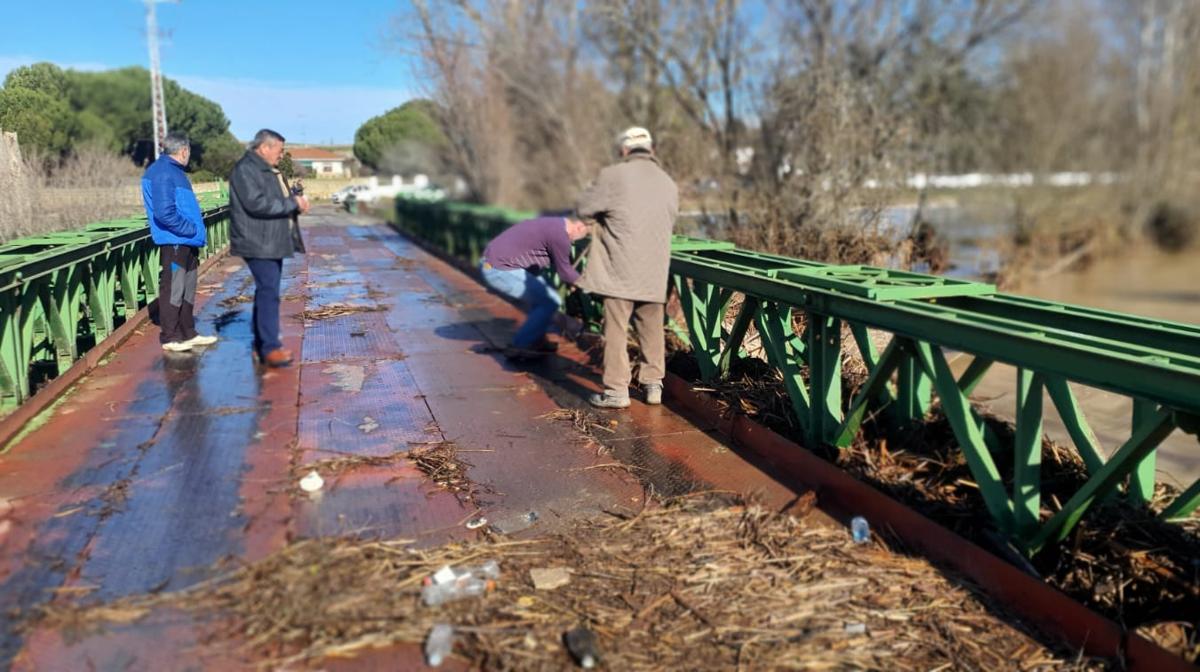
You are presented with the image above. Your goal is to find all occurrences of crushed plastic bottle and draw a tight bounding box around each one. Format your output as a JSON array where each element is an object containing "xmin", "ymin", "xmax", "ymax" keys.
[
  {"xmin": 424, "ymin": 623, "xmax": 454, "ymax": 667},
  {"xmin": 564, "ymin": 627, "xmax": 600, "ymax": 669},
  {"xmin": 421, "ymin": 560, "xmax": 501, "ymax": 606},
  {"xmin": 850, "ymin": 516, "xmax": 870, "ymax": 544}
]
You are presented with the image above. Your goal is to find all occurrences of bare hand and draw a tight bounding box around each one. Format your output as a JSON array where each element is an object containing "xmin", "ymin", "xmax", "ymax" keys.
[{"xmin": 296, "ymin": 195, "xmax": 311, "ymax": 214}]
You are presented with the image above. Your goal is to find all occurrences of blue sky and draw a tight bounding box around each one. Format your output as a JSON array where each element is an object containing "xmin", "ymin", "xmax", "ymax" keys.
[{"xmin": 0, "ymin": 0, "xmax": 420, "ymax": 144}]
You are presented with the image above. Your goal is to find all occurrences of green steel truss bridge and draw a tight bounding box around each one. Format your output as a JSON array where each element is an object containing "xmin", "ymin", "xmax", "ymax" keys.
[
  {"xmin": 1, "ymin": 194, "xmax": 1196, "ymax": 559},
  {"xmin": 391, "ymin": 198, "xmax": 1200, "ymax": 556},
  {"xmin": 0, "ymin": 191, "xmax": 230, "ymax": 408}
]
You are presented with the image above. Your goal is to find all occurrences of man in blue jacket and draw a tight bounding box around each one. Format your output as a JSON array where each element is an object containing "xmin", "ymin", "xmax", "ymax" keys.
[{"xmin": 141, "ymin": 131, "xmax": 218, "ymax": 353}]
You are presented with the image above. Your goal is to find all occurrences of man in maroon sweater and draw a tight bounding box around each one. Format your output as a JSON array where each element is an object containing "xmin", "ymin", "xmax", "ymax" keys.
[{"xmin": 480, "ymin": 216, "xmax": 590, "ymax": 357}]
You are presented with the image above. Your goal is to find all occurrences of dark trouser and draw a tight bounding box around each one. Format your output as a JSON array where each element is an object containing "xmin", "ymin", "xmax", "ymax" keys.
[
  {"xmin": 601, "ymin": 297, "xmax": 665, "ymax": 398},
  {"xmin": 159, "ymin": 244, "xmax": 199, "ymax": 344},
  {"xmin": 245, "ymin": 258, "xmax": 283, "ymax": 358}
]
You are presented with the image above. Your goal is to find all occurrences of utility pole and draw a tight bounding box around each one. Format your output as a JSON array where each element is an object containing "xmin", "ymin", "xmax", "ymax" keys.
[{"xmin": 145, "ymin": 0, "xmax": 177, "ymax": 160}]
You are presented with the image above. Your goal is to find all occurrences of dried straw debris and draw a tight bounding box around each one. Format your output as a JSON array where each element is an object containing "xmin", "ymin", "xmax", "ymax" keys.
[
  {"xmin": 30, "ymin": 496, "xmax": 1100, "ymax": 670},
  {"xmin": 218, "ymin": 293, "xmax": 253, "ymax": 308},
  {"xmin": 295, "ymin": 450, "xmax": 409, "ymax": 486},
  {"xmin": 291, "ymin": 441, "xmax": 492, "ymax": 507},
  {"xmin": 666, "ymin": 349, "xmax": 1200, "ymax": 660},
  {"xmin": 297, "ymin": 303, "xmax": 388, "ymax": 321},
  {"xmin": 408, "ymin": 441, "xmax": 495, "ymax": 508},
  {"xmin": 537, "ymin": 408, "xmax": 616, "ymax": 454}
]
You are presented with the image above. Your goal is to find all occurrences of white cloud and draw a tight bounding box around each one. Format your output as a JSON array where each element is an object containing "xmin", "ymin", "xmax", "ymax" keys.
[{"xmin": 175, "ymin": 75, "xmax": 414, "ymax": 145}]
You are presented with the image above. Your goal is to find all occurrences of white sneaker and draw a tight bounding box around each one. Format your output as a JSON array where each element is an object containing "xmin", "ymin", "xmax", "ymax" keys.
[
  {"xmin": 183, "ymin": 334, "xmax": 218, "ymax": 347},
  {"xmin": 162, "ymin": 341, "xmax": 193, "ymax": 352}
]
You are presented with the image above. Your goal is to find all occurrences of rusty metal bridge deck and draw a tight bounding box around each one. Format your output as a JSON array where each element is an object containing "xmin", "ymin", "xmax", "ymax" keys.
[{"xmin": 0, "ymin": 209, "xmax": 816, "ymax": 669}]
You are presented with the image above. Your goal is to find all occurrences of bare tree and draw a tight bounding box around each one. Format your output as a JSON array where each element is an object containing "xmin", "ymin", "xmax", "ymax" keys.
[
  {"xmin": 730, "ymin": 0, "xmax": 1035, "ymax": 258},
  {"xmin": 407, "ymin": 0, "xmax": 1200, "ymax": 268},
  {"xmin": 587, "ymin": 0, "xmax": 752, "ymax": 203},
  {"xmin": 405, "ymin": 0, "xmax": 617, "ymax": 209}
]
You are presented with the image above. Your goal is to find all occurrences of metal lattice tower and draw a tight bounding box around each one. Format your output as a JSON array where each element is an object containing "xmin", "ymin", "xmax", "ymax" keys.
[{"xmin": 145, "ymin": 0, "xmax": 173, "ymax": 159}]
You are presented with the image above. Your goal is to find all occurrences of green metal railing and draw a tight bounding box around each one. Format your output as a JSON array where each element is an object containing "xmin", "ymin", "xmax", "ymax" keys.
[
  {"xmin": 0, "ymin": 191, "xmax": 231, "ymax": 411},
  {"xmin": 393, "ymin": 197, "xmax": 1200, "ymax": 555}
]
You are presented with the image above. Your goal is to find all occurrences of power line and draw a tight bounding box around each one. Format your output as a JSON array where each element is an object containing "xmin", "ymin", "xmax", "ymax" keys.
[{"xmin": 145, "ymin": 0, "xmax": 178, "ymax": 160}]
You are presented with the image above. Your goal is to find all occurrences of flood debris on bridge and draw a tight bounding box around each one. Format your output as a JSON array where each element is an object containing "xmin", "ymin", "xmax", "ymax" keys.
[
  {"xmin": 669, "ymin": 350, "xmax": 1200, "ymax": 661},
  {"xmin": 29, "ymin": 493, "xmax": 1094, "ymax": 671},
  {"xmin": 4, "ymin": 205, "xmax": 1197, "ymax": 669}
]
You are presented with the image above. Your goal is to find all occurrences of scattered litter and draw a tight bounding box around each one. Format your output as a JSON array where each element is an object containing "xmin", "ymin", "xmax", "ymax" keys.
[
  {"xmin": 851, "ymin": 516, "xmax": 870, "ymax": 544},
  {"xmin": 845, "ymin": 622, "xmax": 867, "ymax": 635},
  {"xmin": 491, "ymin": 511, "xmax": 541, "ymax": 535},
  {"xmin": 669, "ymin": 350, "xmax": 1200, "ymax": 635},
  {"xmin": 564, "ymin": 627, "xmax": 600, "ymax": 669},
  {"xmin": 298, "ymin": 450, "xmax": 406, "ymax": 484},
  {"xmin": 424, "ymin": 623, "xmax": 454, "ymax": 667},
  {"xmin": 30, "ymin": 495, "xmax": 1100, "ymax": 670},
  {"xmin": 465, "ymin": 517, "xmax": 488, "ymax": 530},
  {"xmin": 299, "ymin": 471, "xmax": 324, "ymax": 493},
  {"xmin": 529, "ymin": 567, "xmax": 571, "ymax": 591},
  {"xmin": 421, "ymin": 560, "xmax": 501, "ymax": 606},
  {"xmin": 357, "ymin": 416, "xmax": 379, "ymax": 434}
]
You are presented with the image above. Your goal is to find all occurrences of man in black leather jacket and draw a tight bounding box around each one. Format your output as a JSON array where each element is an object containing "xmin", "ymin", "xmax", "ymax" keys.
[{"xmin": 229, "ymin": 129, "xmax": 310, "ymax": 367}]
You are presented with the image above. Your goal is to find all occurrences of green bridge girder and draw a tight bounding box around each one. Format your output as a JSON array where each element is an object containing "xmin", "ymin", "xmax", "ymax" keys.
[
  {"xmin": 391, "ymin": 197, "xmax": 1200, "ymax": 556},
  {"xmin": 0, "ymin": 192, "xmax": 231, "ymax": 411}
]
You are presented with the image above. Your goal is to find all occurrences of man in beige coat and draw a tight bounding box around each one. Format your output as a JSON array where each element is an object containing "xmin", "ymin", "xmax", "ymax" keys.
[{"xmin": 577, "ymin": 127, "xmax": 679, "ymax": 408}]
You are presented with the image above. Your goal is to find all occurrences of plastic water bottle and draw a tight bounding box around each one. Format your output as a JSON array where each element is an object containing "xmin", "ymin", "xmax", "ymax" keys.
[
  {"xmin": 564, "ymin": 627, "xmax": 600, "ymax": 669},
  {"xmin": 421, "ymin": 561, "xmax": 502, "ymax": 606},
  {"xmin": 424, "ymin": 623, "xmax": 454, "ymax": 667},
  {"xmin": 475, "ymin": 559, "xmax": 501, "ymax": 579},
  {"xmin": 851, "ymin": 516, "xmax": 870, "ymax": 544}
]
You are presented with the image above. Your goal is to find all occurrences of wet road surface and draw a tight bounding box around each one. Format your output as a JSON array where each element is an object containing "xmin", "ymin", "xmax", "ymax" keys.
[{"xmin": 0, "ymin": 207, "xmax": 815, "ymax": 670}]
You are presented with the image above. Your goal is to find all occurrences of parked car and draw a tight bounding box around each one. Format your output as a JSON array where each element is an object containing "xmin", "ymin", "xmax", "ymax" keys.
[{"xmin": 330, "ymin": 184, "xmax": 369, "ymax": 204}]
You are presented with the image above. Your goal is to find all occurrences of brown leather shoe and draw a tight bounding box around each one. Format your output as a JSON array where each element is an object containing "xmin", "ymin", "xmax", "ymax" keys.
[{"xmin": 263, "ymin": 348, "xmax": 294, "ymax": 368}]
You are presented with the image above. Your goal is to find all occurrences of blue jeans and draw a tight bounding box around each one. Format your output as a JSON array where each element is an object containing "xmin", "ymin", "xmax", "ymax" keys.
[
  {"xmin": 245, "ymin": 258, "xmax": 283, "ymax": 357},
  {"xmin": 480, "ymin": 264, "xmax": 562, "ymax": 348}
]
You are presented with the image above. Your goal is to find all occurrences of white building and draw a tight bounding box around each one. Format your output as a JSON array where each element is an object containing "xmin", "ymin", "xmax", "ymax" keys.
[{"xmin": 289, "ymin": 148, "xmax": 352, "ymax": 178}]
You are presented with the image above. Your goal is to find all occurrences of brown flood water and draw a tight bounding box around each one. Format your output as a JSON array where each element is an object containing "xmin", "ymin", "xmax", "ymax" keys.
[{"xmin": 961, "ymin": 246, "xmax": 1200, "ymax": 493}]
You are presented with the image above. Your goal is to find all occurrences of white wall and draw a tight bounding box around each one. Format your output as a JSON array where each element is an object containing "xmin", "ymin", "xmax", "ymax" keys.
[{"xmin": 310, "ymin": 160, "xmax": 347, "ymax": 177}]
